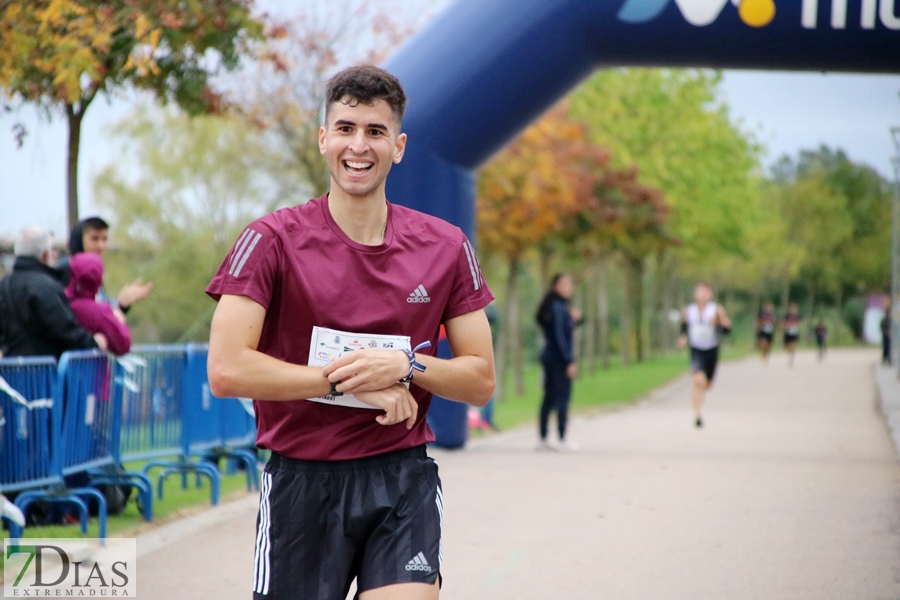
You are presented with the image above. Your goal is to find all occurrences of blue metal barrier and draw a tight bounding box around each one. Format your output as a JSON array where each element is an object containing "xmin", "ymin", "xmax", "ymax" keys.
[
  {"xmin": 184, "ymin": 344, "xmax": 257, "ymax": 493},
  {"xmin": 118, "ymin": 345, "xmax": 186, "ymax": 462},
  {"xmin": 0, "ymin": 346, "xmax": 263, "ymax": 538},
  {"xmin": 0, "ymin": 357, "xmax": 59, "ymax": 494},
  {"xmin": 0, "ymin": 355, "xmax": 109, "ymax": 541},
  {"xmin": 122, "ymin": 346, "xmax": 219, "ymax": 505},
  {"xmin": 58, "ymin": 351, "xmax": 153, "ymax": 522}
]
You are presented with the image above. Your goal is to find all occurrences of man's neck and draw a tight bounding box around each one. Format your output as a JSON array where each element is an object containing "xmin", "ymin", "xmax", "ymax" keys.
[{"xmin": 327, "ymin": 186, "xmax": 389, "ymax": 246}]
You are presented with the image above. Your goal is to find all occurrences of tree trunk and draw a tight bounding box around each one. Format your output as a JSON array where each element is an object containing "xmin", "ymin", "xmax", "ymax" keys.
[
  {"xmin": 495, "ymin": 257, "xmax": 520, "ymax": 401},
  {"xmin": 583, "ymin": 258, "xmax": 597, "ymax": 374},
  {"xmin": 629, "ymin": 257, "xmax": 646, "ymax": 362},
  {"xmin": 506, "ymin": 257, "xmax": 525, "ymax": 396},
  {"xmin": 750, "ymin": 288, "xmax": 761, "ymax": 349},
  {"xmin": 66, "ymin": 104, "xmax": 85, "ymax": 232},
  {"xmin": 620, "ymin": 261, "xmax": 631, "ymax": 368},
  {"xmin": 834, "ymin": 285, "xmax": 843, "ymax": 346},
  {"xmin": 780, "ymin": 278, "xmax": 791, "ymax": 315},
  {"xmin": 597, "ymin": 254, "xmax": 610, "ymax": 369},
  {"xmin": 650, "ymin": 251, "xmax": 667, "ymax": 357},
  {"xmin": 539, "ymin": 244, "xmax": 555, "ymax": 289},
  {"xmin": 661, "ymin": 269, "xmax": 675, "ymax": 353},
  {"xmin": 514, "ymin": 322, "xmax": 525, "ymax": 395},
  {"xmin": 806, "ymin": 281, "xmax": 816, "ymax": 323}
]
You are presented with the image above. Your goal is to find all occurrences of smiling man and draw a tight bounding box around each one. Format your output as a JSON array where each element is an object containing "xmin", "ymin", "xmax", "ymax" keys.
[{"xmin": 206, "ymin": 66, "xmax": 495, "ymax": 600}]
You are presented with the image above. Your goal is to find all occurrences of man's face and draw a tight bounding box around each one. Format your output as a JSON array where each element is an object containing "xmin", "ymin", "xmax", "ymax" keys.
[
  {"xmin": 694, "ymin": 284, "xmax": 712, "ymax": 304},
  {"xmin": 83, "ymin": 227, "xmax": 108, "ymax": 256},
  {"xmin": 318, "ymin": 98, "xmax": 406, "ymax": 200}
]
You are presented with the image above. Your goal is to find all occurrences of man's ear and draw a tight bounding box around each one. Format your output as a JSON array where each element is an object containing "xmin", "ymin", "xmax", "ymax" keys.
[
  {"xmin": 319, "ymin": 125, "xmax": 327, "ymax": 156},
  {"xmin": 393, "ymin": 133, "xmax": 407, "ymax": 164}
]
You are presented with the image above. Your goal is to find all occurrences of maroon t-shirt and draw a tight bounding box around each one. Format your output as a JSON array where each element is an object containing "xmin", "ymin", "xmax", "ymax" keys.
[{"xmin": 206, "ymin": 195, "xmax": 494, "ymax": 460}]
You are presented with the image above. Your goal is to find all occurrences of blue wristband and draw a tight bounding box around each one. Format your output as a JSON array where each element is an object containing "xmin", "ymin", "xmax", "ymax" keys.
[{"xmin": 400, "ymin": 341, "xmax": 432, "ymax": 383}]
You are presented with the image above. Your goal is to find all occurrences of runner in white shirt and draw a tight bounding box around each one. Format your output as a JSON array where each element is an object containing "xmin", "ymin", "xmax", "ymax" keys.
[{"xmin": 677, "ymin": 282, "xmax": 731, "ymax": 428}]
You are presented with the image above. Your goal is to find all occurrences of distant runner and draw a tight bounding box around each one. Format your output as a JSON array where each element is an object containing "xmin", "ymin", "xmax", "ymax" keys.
[
  {"xmin": 678, "ymin": 282, "xmax": 731, "ymax": 429},
  {"xmin": 783, "ymin": 303, "xmax": 801, "ymax": 367},
  {"xmin": 756, "ymin": 302, "xmax": 776, "ymax": 365},
  {"xmin": 813, "ymin": 318, "xmax": 827, "ymax": 362}
]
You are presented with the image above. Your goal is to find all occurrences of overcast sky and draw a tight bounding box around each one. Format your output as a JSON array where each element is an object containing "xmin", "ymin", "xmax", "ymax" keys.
[{"xmin": 1, "ymin": 29, "xmax": 899, "ymax": 239}]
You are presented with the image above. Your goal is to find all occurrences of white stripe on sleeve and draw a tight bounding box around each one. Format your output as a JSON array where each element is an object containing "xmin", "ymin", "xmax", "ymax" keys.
[
  {"xmin": 229, "ymin": 229, "xmax": 255, "ymax": 275},
  {"xmin": 233, "ymin": 232, "xmax": 263, "ymax": 278},
  {"xmin": 462, "ymin": 240, "xmax": 480, "ymax": 291},
  {"xmin": 228, "ymin": 229, "xmax": 252, "ymax": 271}
]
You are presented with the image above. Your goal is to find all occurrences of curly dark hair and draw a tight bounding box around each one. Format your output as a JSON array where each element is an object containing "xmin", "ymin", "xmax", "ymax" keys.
[{"xmin": 324, "ymin": 65, "xmax": 407, "ymax": 127}]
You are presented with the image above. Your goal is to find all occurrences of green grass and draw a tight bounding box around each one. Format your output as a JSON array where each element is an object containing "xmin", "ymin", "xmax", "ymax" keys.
[{"xmin": 488, "ymin": 345, "xmax": 752, "ymax": 432}]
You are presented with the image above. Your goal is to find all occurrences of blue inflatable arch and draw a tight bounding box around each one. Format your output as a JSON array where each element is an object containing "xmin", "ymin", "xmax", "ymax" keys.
[
  {"xmin": 381, "ymin": 0, "xmax": 900, "ymax": 447},
  {"xmin": 383, "ymin": 0, "xmax": 900, "ymax": 236}
]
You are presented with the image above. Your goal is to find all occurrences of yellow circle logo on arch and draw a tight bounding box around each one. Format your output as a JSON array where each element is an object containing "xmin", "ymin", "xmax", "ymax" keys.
[{"xmin": 738, "ymin": 0, "xmax": 776, "ymax": 27}]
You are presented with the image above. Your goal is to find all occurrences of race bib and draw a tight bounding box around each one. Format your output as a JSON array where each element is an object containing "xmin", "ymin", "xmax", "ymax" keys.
[
  {"xmin": 761, "ymin": 323, "xmax": 774, "ymax": 333},
  {"xmin": 307, "ymin": 326, "xmax": 411, "ymax": 409},
  {"xmin": 787, "ymin": 325, "xmax": 799, "ymax": 335}
]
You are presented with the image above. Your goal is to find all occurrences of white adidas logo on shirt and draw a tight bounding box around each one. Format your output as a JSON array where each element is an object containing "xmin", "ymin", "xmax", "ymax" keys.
[
  {"xmin": 407, "ymin": 284, "xmax": 431, "ymax": 303},
  {"xmin": 405, "ymin": 552, "xmax": 433, "ymax": 572}
]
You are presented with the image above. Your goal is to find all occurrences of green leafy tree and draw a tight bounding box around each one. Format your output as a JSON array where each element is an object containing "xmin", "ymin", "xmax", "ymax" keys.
[
  {"xmin": 569, "ymin": 68, "xmax": 762, "ymax": 268},
  {"xmin": 92, "ymin": 105, "xmax": 278, "ymax": 342},
  {"xmin": 775, "ymin": 146, "xmax": 892, "ymax": 295}
]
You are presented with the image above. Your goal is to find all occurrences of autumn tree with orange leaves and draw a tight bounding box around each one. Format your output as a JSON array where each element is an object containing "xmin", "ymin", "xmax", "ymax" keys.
[
  {"xmin": 477, "ymin": 105, "xmax": 604, "ymax": 399},
  {"xmin": 0, "ymin": 0, "xmax": 264, "ymax": 230}
]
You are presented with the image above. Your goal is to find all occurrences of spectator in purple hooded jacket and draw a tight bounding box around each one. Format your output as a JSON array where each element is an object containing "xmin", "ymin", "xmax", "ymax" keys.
[{"xmin": 65, "ymin": 253, "xmax": 131, "ymax": 356}]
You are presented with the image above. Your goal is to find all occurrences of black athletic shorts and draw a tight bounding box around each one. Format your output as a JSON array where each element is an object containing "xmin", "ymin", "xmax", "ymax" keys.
[
  {"xmin": 757, "ymin": 331, "xmax": 773, "ymax": 343},
  {"xmin": 784, "ymin": 333, "xmax": 799, "ymax": 345},
  {"xmin": 690, "ymin": 347, "xmax": 719, "ymax": 381},
  {"xmin": 253, "ymin": 445, "xmax": 442, "ymax": 600}
]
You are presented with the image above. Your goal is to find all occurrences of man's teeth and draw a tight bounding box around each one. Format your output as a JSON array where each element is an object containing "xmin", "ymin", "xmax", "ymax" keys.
[{"xmin": 345, "ymin": 161, "xmax": 371, "ymax": 170}]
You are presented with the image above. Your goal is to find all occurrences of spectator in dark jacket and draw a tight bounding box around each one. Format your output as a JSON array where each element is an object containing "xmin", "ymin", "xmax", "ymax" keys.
[
  {"xmin": 0, "ymin": 226, "xmax": 107, "ymax": 359},
  {"xmin": 66, "ymin": 253, "xmax": 131, "ymax": 356},
  {"xmin": 535, "ymin": 273, "xmax": 582, "ymax": 451}
]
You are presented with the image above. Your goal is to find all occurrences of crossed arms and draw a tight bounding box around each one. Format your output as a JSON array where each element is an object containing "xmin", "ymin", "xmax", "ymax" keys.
[{"xmin": 207, "ymin": 294, "xmax": 495, "ymax": 429}]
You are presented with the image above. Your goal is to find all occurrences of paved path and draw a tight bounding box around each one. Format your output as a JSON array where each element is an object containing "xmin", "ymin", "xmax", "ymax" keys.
[{"xmin": 137, "ymin": 348, "xmax": 900, "ymax": 599}]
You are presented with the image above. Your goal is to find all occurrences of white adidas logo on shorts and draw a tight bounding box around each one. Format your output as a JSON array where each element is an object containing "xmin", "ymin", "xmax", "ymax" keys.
[
  {"xmin": 407, "ymin": 284, "xmax": 431, "ymax": 303},
  {"xmin": 405, "ymin": 552, "xmax": 433, "ymax": 572}
]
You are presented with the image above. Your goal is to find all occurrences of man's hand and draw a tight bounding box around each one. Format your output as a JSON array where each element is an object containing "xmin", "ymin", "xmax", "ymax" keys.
[
  {"xmin": 354, "ymin": 383, "xmax": 418, "ymax": 429},
  {"xmin": 677, "ymin": 334, "xmax": 687, "ymax": 349},
  {"xmin": 94, "ymin": 333, "xmax": 108, "ymax": 351},
  {"xmin": 118, "ymin": 279, "xmax": 154, "ymax": 309},
  {"xmin": 570, "ymin": 307, "xmax": 583, "ymax": 323},
  {"xmin": 322, "ymin": 349, "xmax": 409, "ymax": 395},
  {"xmin": 566, "ymin": 362, "xmax": 578, "ymax": 379}
]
